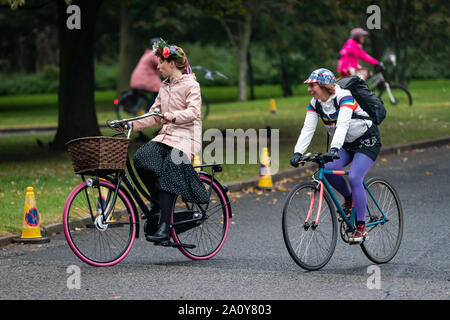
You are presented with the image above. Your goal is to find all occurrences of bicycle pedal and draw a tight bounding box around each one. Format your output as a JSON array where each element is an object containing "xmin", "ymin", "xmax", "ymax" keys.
[
  {"xmin": 153, "ymin": 240, "xmax": 172, "ymax": 247},
  {"xmin": 154, "ymin": 240, "xmax": 196, "ymax": 249}
]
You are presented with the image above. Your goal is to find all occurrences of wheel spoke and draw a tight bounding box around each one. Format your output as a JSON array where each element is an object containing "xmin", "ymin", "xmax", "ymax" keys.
[
  {"xmin": 171, "ymin": 176, "xmax": 229, "ymax": 259},
  {"xmin": 282, "ymin": 183, "xmax": 337, "ymax": 270},
  {"xmin": 63, "ymin": 180, "xmax": 135, "ymax": 266},
  {"xmin": 361, "ymin": 178, "xmax": 403, "ymax": 264}
]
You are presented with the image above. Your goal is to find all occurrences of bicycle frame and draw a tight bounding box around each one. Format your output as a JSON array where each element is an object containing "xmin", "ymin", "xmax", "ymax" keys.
[
  {"xmin": 79, "ymin": 111, "xmax": 232, "ymax": 238},
  {"xmin": 367, "ymin": 70, "xmax": 397, "ymax": 104},
  {"xmin": 308, "ymin": 167, "xmax": 388, "ymax": 230},
  {"xmin": 366, "ymin": 72, "xmax": 384, "ymax": 91}
]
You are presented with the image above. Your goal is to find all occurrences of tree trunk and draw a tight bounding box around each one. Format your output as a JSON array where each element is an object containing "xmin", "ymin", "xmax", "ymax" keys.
[
  {"xmin": 247, "ymin": 46, "xmax": 255, "ymax": 100},
  {"xmin": 116, "ymin": 0, "xmax": 143, "ymax": 96},
  {"xmin": 237, "ymin": 13, "xmax": 252, "ymax": 101},
  {"xmin": 51, "ymin": 0, "xmax": 103, "ymax": 151},
  {"xmin": 280, "ymin": 63, "xmax": 293, "ymax": 97}
]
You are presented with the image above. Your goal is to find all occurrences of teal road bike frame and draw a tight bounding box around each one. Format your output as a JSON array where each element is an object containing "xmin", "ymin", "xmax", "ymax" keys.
[{"xmin": 316, "ymin": 168, "xmax": 387, "ymax": 229}]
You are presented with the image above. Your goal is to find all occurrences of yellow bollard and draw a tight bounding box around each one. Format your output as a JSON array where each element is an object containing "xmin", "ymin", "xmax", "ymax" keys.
[
  {"xmin": 13, "ymin": 187, "xmax": 50, "ymax": 244},
  {"xmin": 193, "ymin": 155, "xmax": 202, "ymax": 172},
  {"xmin": 270, "ymin": 98, "xmax": 277, "ymax": 114},
  {"xmin": 257, "ymin": 147, "xmax": 273, "ymax": 189}
]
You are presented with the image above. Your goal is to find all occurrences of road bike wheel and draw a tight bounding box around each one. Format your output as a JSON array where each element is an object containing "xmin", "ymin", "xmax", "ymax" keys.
[
  {"xmin": 282, "ymin": 182, "xmax": 337, "ymax": 271},
  {"xmin": 201, "ymin": 93, "xmax": 210, "ymax": 120},
  {"xmin": 379, "ymin": 84, "xmax": 413, "ymax": 106},
  {"xmin": 63, "ymin": 179, "xmax": 136, "ymax": 267},
  {"xmin": 360, "ymin": 177, "xmax": 403, "ymax": 264},
  {"xmin": 171, "ymin": 174, "xmax": 230, "ymax": 260}
]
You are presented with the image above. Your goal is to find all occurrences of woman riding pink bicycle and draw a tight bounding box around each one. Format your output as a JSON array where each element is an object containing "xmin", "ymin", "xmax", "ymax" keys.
[{"xmin": 337, "ymin": 28, "xmax": 380, "ymax": 80}]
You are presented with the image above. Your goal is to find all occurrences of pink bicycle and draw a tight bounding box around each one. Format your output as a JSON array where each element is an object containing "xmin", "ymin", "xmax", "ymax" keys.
[{"xmin": 63, "ymin": 109, "xmax": 232, "ymax": 267}]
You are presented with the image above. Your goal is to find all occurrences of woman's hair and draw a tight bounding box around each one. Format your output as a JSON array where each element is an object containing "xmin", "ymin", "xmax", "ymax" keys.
[
  {"xmin": 319, "ymin": 83, "xmax": 336, "ymax": 95},
  {"xmin": 162, "ymin": 45, "xmax": 187, "ymax": 73}
]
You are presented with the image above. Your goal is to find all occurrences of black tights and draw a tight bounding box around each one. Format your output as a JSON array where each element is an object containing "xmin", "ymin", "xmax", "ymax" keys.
[
  {"xmin": 135, "ymin": 166, "xmax": 176, "ymax": 226},
  {"xmin": 135, "ymin": 166, "xmax": 160, "ymax": 205},
  {"xmin": 159, "ymin": 190, "xmax": 176, "ymax": 226}
]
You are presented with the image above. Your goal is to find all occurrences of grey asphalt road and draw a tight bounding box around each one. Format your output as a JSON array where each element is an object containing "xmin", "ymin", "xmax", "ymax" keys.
[{"xmin": 0, "ymin": 145, "xmax": 449, "ymax": 301}]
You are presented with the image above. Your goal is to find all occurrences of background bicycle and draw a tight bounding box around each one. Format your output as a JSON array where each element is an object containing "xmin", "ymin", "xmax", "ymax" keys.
[
  {"xmin": 63, "ymin": 109, "xmax": 232, "ymax": 267},
  {"xmin": 113, "ymin": 66, "xmax": 227, "ymax": 126},
  {"xmin": 192, "ymin": 65, "xmax": 228, "ymax": 120},
  {"xmin": 114, "ymin": 88, "xmax": 156, "ymax": 120},
  {"xmin": 282, "ymin": 152, "xmax": 403, "ymax": 271},
  {"xmin": 366, "ymin": 53, "xmax": 413, "ymax": 107}
]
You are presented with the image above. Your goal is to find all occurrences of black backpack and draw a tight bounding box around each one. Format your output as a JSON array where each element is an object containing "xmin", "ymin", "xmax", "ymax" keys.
[{"xmin": 315, "ymin": 76, "xmax": 386, "ymax": 125}]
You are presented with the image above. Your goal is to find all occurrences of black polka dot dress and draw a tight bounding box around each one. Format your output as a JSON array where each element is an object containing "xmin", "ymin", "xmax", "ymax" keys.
[{"xmin": 133, "ymin": 141, "xmax": 209, "ymax": 204}]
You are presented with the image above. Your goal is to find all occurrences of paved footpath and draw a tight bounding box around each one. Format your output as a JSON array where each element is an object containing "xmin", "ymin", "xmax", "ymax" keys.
[{"xmin": 0, "ymin": 145, "xmax": 449, "ymax": 301}]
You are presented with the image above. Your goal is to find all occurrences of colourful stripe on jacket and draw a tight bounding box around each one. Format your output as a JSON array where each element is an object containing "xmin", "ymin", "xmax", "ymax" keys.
[
  {"xmin": 307, "ymin": 103, "xmax": 317, "ymax": 113},
  {"xmin": 339, "ymin": 96, "xmax": 358, "ymax": 111}
]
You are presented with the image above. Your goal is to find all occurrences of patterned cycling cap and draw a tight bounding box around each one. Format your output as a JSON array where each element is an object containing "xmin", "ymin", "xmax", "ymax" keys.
[{"xmin": 304, "ymin": 68, "xmax": 336, "ymax": 84}]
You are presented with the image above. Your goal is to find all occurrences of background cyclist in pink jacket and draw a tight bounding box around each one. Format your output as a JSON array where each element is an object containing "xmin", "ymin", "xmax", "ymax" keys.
[
  {"xmin": 129, "ymin": 38, "xmax": 162, "ymax": 106},
  {"xmin": 337, "ymin": 28, "xmax": 379, "ymax": 80}
]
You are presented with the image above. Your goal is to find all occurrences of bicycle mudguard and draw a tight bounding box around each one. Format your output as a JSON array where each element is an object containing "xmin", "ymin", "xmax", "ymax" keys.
[{"xmin": 198, "ymin": 172, "xmax": 233, "ymax": 219}]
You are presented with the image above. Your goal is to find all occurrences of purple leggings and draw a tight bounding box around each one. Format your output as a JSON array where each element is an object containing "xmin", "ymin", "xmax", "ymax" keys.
[{"xmin": 324, "ymin": 149, "xmax": 374, "ymax": 223}]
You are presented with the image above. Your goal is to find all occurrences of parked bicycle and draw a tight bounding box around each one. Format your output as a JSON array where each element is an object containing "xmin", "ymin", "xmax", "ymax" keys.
[
  {"xmin": 282, "ymin": 152, "xmax": 403, "ymax": 271},
  {"xmin": 63, "ymin": 109, "xmax": 232, "ymax": 267},
  {"xmin": 367, "ymin": 54, "xmax": 413, "ymax": 106},
  {"xmin": 192, "ymin": 66, "xmax": 228, "ymax": 120}
]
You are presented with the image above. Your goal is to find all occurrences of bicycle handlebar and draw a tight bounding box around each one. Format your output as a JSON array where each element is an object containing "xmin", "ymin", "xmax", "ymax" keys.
[
  {"xmin": 299, "ymin": 152, "xmax": 340, "ymax": 166},
  {"xmin": 107, "ymin": 108, "xmax": 164, "ymax": 138}
]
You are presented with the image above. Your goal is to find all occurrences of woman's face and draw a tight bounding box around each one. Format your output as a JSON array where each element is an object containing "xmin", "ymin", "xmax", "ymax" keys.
[
  {"xmin": 157, "ymin": 58, "xmax": 174, "ymax": 78},
  {"xmin": 307, "ymin": 83, "xmax": 328, "ymax": 100}
]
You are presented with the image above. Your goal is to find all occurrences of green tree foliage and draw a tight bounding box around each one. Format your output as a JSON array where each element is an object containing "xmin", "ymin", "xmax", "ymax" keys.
[{"xmin": 1, "ymin": 0, "xmax": 448, "ymax": 99}]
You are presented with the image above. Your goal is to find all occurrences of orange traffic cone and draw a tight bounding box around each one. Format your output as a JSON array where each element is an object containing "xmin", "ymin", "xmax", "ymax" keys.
[
  {"xmin": 13, "ymin": 187, "xmax": 50, "ymax": 244},
  {"xmin": 257, "ymin": 147, "xmax": 273, "ymax": 189},
  {"xmin": 270, "ymin": 98, "xmax": 277, "ymax": 114}
]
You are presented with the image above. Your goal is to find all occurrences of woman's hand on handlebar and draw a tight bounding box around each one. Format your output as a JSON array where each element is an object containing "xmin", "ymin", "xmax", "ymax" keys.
[
  {"xmin": 162, "ymin": 112, "xmax": 176, "ymax": 124},
  {"xmin": 107, "ymin": 119, "xmax": 130, "ymax": 132},
  {"xmin": 323, "ymin": 147, "xmax": 339, "ymax": 162}
]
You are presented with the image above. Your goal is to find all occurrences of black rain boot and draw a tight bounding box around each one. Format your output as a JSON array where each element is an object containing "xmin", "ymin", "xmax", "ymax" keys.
[
  {"xmin": 146, "ymin": 222, "xmax": 170, "ymax": 242},
  {"xmin": 145, "ymin": 190, "xmax": 176, "ymax": 243}
]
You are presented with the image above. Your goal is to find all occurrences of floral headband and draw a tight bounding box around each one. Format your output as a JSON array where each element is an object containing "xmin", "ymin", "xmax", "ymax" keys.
[
  {"xmin": 152, "ymin": 38, "xmax": 191, "ymax": 74},
  {"xmin": 152, "ymin": 38, "xmax": 184, "ymax": 60}
]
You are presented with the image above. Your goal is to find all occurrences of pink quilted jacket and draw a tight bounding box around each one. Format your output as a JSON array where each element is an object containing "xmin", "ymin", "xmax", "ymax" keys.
[
  {"xmin": 337, "ymin": 39, "xmax": 378, "ymax": 75},
  {"xmin": 129, "ymin": 50, "xmax": 161, "ymax": 92},
  {"xmin": 130, "ymin": 74, "xmax": 202, "ymax": 160}
]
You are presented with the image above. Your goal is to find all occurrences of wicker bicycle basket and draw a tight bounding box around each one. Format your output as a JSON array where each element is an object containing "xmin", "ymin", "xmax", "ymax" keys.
[{"xmin": 66, "ymin": 136, "xmax": 130, "ymax": 174}]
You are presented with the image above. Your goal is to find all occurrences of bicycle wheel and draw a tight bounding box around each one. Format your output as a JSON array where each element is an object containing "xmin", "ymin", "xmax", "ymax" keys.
[
  {"xmin": 201, "ymin": 93, "xmax": 210, "ymax": 120},
  {"xmin": 360, "ymin": 177, "xmax": 403, "ymax": 264},
  {"xmin": 379, "ymin": 84, "xmax": 412, "ymax": 106},
  {"xmin": 282, "ymin": 182, "xmax": 337, "ymax": 271},
  {"xmin": 63, "ymin": 179, "xmax": 137, "ymax": 267},
  {"xmin": 171, "ymin": 174, "xmax": 230, "ymax": 260}
]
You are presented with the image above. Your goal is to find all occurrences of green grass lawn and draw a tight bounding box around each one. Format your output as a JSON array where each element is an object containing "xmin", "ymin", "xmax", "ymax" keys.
[{"xmin": 0, "ymin": 79, "xmax": 449, "ymax": 234}]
